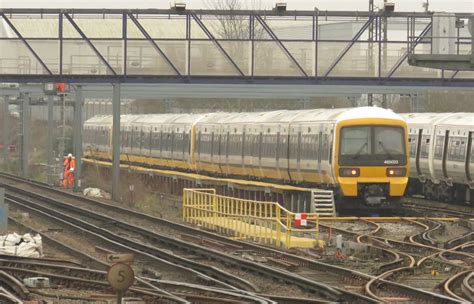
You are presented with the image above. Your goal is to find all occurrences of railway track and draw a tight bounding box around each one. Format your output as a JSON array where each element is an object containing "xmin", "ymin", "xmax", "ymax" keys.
[
  {"xmin": 5, "ymin": 219, "xmax": 324, "ymax": 304},
  {"xmin": 0, "ymin": 173, "xmax": 467, "ymax": 303},
  {"xmin": 0, "ymin": 256, "xmax": 289, "ymax": 304},
  {"xmin": 443, "ymin": 270, "xmax": 474, "ymax": 303},
  {"xmin": 319, "ymin": 219, "xmax": 471, "ymax": 303},
  {"xmin": 0, "ymin": 177, "xmax": 351, "ymax": 302},
  {"xmin": 402, "ymin": 200, "xmax": 474, "ymax": 218}
]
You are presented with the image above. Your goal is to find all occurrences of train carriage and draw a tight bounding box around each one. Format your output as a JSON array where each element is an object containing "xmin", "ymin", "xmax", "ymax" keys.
[
  {"xmin": 403, "ymin": 113, "xmax": 474, "ymax": 202},
  {"xmin": 84, "ymin": 107, "xmax": 409, "ymax": 205}
]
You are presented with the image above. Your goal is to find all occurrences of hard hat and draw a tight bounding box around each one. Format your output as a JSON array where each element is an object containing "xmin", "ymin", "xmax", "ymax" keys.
[{"xmin": 67, "ymin": 153, "xmax": 73, "ymax": 158}]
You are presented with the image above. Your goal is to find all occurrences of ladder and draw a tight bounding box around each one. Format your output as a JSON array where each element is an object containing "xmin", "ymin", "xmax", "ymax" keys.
[{"xmin": 311, "ymin": 190, "xmax": 336, "ymax": 217}]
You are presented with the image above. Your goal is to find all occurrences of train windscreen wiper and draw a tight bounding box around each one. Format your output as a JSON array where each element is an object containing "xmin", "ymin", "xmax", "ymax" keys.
[
  {"xmin": 352, "ymin": 142, "xmax": 368, "ymax": 159},
  {"xmin": 378, "ymin": 141, "xmax": 394, "ymax": 159}
]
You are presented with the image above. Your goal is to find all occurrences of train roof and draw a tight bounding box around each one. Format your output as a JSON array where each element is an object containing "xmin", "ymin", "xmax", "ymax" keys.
[
  {"xmin": 335, "ymin": 107, "xmax": 403, "ymax": 122},
  {"xmin": 402, "ymin": 112, "xmax": 474, "ymax": 127},
  {"xmin": 84, "ymin": 107, "xmax": 405, "ymax": 126}
]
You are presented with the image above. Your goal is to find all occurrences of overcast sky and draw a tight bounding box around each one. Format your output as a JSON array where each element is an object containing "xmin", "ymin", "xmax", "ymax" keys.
[{"xmin": 1, "ymin": 0, "xmax": 472, "ymax": 12}]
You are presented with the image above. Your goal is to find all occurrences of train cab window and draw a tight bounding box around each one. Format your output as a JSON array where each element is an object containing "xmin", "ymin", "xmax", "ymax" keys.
[
  {"xmin": 340, "ymin": 125, "xmax": 406, "ymax": 166},
  {"xmin": 374, "ymin": 127, "xmax": 405, "ymax": 155},
  {"xmin": 340, "ymin": 126, "xmax": 370, "ymax": 156}
]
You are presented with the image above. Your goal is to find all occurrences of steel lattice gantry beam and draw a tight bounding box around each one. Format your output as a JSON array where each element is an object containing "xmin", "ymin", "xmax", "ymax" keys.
[{"xmin": 0, "ymin": 9, "xmax": 472, "ymax": 86}]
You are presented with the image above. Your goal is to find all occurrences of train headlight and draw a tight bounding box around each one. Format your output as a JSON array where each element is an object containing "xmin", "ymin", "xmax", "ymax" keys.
[
  {"xmin": 339, "ymin": 168, "xmax": 360, "ymax": 177},
  {"xmin": 386, "ymin": 168, "xmax": 406, "ymax": 177}
]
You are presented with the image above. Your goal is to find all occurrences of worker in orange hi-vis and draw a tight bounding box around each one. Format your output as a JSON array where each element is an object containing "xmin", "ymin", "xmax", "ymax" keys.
[{"xmin": 63, "ymin": 153, "xmax": 76, "ymax": 187}]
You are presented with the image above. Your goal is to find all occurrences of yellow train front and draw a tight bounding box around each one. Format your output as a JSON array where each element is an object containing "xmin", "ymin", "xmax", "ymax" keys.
[
  {"xmin": 83, "ymin": 107, "xmax": 409, "ymax": 207},
  {"xmin": 333, "ymin": 108, "xmax": 409, "ymax": 205}
]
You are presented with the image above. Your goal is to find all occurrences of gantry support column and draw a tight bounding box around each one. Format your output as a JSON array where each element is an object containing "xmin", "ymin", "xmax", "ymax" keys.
[
  {"xmin": 112, "ymin": 84, "xmax": 121, "ymax": 201},
  {"xmin": 47, "ymin": 95, "xmax": 54, "ymax": 185},
  {"xmin": 20, "ymin": 93, "xmax": 30, "ymax": 178},
  {"xmin": 2, "ymin": 96, "xmax": 10, "ymax": 171},
  {"xmin": 73, "ymin": 86, "xmax": 83, "ymax": 192}
]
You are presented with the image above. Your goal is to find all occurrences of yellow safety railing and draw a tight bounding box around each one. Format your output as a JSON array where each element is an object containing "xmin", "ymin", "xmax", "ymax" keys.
[{"xmin": 182, "ymin": 188, "xmax": 321, "ymax": 249}]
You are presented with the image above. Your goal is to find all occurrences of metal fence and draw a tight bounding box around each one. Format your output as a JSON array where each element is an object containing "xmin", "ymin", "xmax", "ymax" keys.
[{"xmin": 182, "ymin": 188, "xmax": 321, "ymax": 249}]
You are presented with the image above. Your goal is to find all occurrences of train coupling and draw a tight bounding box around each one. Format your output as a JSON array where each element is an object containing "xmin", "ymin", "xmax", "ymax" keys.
[
  {"xmin": 364, "ymin": 196, "xmax": 386, "ymax": 206},
  {"xmin": 361, "ymin": 184, "xmax": 387, "ymax": 206}
]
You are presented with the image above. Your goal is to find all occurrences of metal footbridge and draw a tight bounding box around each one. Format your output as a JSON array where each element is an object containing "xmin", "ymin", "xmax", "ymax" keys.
[{"xmin": 0, "ymin": 8, "xmax": 473, "ymax": 87}]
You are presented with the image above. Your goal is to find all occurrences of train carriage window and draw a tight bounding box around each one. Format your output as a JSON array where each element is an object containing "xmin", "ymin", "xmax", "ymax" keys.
[
  {"xmin": 409, "ymin": 135, "xmax": 418, "ymax": 157},
  {"xmin": 329, "ymin": 130, "xmax": 333, "ymax": 164},
  {"xmin": 210, "ymin": 132, "xmax": 215, "ymax": 157},
  {"xmin": 212, "ymin": 132, "xmax": 220, "ymax": 157},
  {"xmin": 159, "ymin": 131, "xmax": 164, "ymax": 153},
  {"xmin": 420, "ymin": 135, "xmax": 430, "ymax": 158},
  {"xmin": 173, "ymin": 130, "xmax": 182, "ymax": 157},
  {"xmin": 142, "ymin": 130, "xmax": 151, "ymax": 151},
  {"xmin": 297, "ymin": 131, "xmax": 302, "ymax": 162},
  {"xmin": 197, "ymin": 131, "xmax": 202, "ymax": 156},
  {"xmin": 279, "ymin": 133, "xmax": 288, "ymax": 160},
  {"xmin": 163, "ymin": 131, "xmax": 171, "ymax": 153},
  {"xmin": 322, "ymin": 134, "xmax": 329, "ymax": 160},
  {"xmin": 151, "ymin": 131, "xmax": 160, "ymax": 151},
  {"xmin": 434, "ymin": 136, "xmax": 445, "ymax": 160},
  {"xmin": 132, "ymin": 128, "xmax": 141, "ymax": 152},
  {"xmin": 471, "ymin": 137, "xmax": 474, "ymax": 163},
  {"xmin": 448, "ymin": 136, "xmax": 466, "ymax": 162},
  {"xmin": 276, "ymin": 132, "xmax": 281, "ymax": 161},
  {"xmin": 289, "ymin": 132, "xmax": 298, "ymax": 160}
]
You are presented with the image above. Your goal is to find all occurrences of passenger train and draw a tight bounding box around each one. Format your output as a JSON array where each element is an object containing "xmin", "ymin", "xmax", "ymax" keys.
[
  {"xmin": 403, "ymin": 113, "xmax": 474, "ymax": 204},
  {"xmin": 83, "ymin": 107, "xmax": 409, "ymax": 205}
]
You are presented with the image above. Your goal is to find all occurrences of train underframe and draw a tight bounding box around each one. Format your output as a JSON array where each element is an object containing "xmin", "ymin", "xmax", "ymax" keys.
[
  {"xmin": 334, "ymin": 184, "xmax": 403, "ymax": 209},
  {"xmin": 407, "ymin": 178, "xmax": 473, "ymax": 204}
]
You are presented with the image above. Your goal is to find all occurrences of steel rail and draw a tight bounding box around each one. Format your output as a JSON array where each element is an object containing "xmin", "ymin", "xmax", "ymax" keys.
[
  {"xmin": 0, "ymin": 270, "xmax": 29, "ymax": 299},
  {"xmin": 443, "ymin": 270, "xmax": 473, "ymax": 302},
  {"xmin": 0, "ymin": 266, "xmax": 185, "ymax": 300},
  {"xmin": 5, "ymin": 192, "xmax": 347, "ymax": 302},
  {"xmin": 3, "ymin": 173, "xmax": 465, "ymax": 302},
  {"xmin": 0, "ymin": 173, "xmax": 375, "ymax": 302},
  {"xmin": 318, "ymin": 222, "xmax": 465, "ymax": 303},
  {"xmin": 4, "ymin": 220, "xmax": 276, "ymax": 304},
  {"xmin": 2, "ymin": 172, "xmax": 466, "ymax": 303},
  {"xmin": 0, "ymin": 262, "xmax": 272, "ymax": 304},
  {"xmin": 402, "ymin": 202, "xmax": 474, "ymax": 218},
  {"xmin": 6, "ymin": 195, "xmax": 255, "ymax": 294}
]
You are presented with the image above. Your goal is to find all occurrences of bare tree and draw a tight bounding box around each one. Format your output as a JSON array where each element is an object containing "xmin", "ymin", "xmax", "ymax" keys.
[{"xmin": 204, "ymin": 0, "xmax": 269, "ymax": 39}]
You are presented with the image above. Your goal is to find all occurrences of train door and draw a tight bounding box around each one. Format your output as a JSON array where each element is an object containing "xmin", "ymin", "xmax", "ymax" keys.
[
  {"xmin": 415, "ymin": 129, "xmax": 423, "ymax": 176},
  {"xmin": 220, "ymin": 126, "xmax": 230, "ymax": 175},
  {"xmin": 320, "ymin": 125, "xmax": 332, "ymax": 184},
  {"xmin": 288, "ymin": 124, "xmax": 298, "ymax": 182},
  {"xmin": 327, "ymin": 127, "xmax": 336, "ymax": 184},
  {"xmin": 317, "ymin": 128, "xmax": 322, "ymax": 182},
  {"xmin": 467, "ymin": 132, "xmax": 473, "ymax": 184},
  {"xmin": 407, "ymin": 128, "xmax": 418, "ymax": 177},
  {"xmin": 432, "ymin": 128, "xmax": 449, "ymax": 182},
  {"xmin": 296, "ymin": 127, "xmax": 303, "ymax": 181},
  {"xmin": 419, "ymin": 128, "xmax": 431, "ymax": 179},
  {"xmin": 446, "ymin": 130, "xmax": 468, "ymax": 184},
  {"xmin": 256, "ymin": 126, "xmax": 265, "ymax": 178}
]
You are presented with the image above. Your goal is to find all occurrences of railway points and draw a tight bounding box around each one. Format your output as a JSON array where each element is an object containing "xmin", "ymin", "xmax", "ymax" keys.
[{"xmin": 0, "ymin": 3, "xmax": 473, "ymax": 303}]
